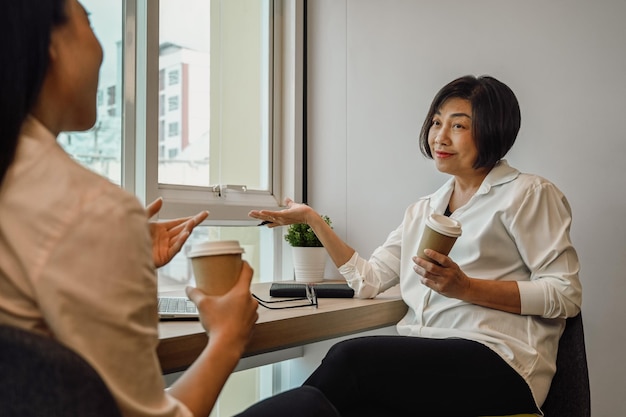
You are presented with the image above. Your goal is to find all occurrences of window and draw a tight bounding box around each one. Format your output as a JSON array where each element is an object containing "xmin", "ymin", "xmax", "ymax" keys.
[
  {"xmin": 107, "ymin": 86, "xmax": 117, "ymax": 107},
  {"xmin": 57, "ymin": 1, "xmax": 305, "ymax": 413},
  {"xmin": 150, "ymin": 0, "xmax": 294, "ymax": 288},
  {"xmin": 154, "ymin": 0, "xmax": 276, "ymax": 216},
  {"xmin": 167, "ymin": 122, "xmax": 179, "ymax": 137},
  {"xmin": 168, "ymin": 69, "xmax": 179, "ymax": 86},
  {"xmin": 58, "ymin": 0, "xmax": 304, "ymax": 272},
  {"xmin": 168, "ymin": 95, "xmax": 179, "ymax": 112}
]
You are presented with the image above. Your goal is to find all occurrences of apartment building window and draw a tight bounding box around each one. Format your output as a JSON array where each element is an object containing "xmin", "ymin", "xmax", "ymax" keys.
[
  {"xmin": 107, "ymin": 85, "xmax": 116, "ymax": 106},
  {"xmin": 168, "ymin": 95, "xmax": 179, "ymax": 112},
  {"xmin": 168, "ymin": 69, "xmax": 179, "ymax": 86},
  {"xmin": 167, "ymin": 122, "xmax": 179, "ymax": 137}
]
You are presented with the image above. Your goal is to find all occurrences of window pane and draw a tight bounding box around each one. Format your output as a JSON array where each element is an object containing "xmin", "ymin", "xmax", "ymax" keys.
[
  {"xmin": 58, "ymin": 0, "xmax": 123, "ymax": 185},
  {"xmin": 158, "ymin": 0, "xmax": 271, "ymax": 190}
]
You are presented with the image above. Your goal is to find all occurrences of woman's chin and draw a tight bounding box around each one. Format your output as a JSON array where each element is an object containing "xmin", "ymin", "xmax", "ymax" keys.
[{"xmin": 71, "ymin": 114, "xmax": 98, "ymax": 132}]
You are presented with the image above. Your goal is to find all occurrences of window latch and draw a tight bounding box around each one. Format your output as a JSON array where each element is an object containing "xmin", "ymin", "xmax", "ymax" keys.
[{"xmin": 212, "ymin": 184, "xmax": 248, "ymax": 197}]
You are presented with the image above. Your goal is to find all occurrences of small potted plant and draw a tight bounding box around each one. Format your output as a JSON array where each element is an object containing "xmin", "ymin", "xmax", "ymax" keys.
[{"xmin": 284, "ymin": 215, "xmax": 332, "ymax": 282}]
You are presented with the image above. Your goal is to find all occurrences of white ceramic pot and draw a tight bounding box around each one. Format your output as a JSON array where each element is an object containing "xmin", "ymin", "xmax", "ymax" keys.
[{"xmin": 291, "ymin": 247, "xmax": 328, "ymax": 282}]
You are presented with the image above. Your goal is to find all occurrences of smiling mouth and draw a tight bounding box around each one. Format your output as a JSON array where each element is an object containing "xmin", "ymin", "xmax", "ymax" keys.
[{"xmin": 435, "ymin": 151, "xmax": 454, "ymax": 158}]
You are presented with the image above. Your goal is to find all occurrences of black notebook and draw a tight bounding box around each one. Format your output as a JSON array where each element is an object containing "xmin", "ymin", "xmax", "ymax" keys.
[{"xmin": 269, "ymin": 282, "xmax": 355, "ymax": 298}]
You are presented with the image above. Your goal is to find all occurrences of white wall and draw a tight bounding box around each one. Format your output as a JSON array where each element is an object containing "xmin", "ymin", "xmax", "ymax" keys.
[{"xmin": 307, "ymin": 1, "xmax": 626, "ymax": 415}]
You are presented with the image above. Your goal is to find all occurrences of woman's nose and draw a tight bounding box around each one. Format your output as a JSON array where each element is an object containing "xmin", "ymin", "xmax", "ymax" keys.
[{"xmin": 434, "ymin": 128, "xmax": 449, "ymax": 145}]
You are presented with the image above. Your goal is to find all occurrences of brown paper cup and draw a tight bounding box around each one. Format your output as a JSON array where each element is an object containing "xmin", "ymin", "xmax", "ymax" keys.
[
  {"xmin": 416, "ymin": 214, "xmax": 462, "ymax": 265},
  {"xmin": 188, "ymin": 241, "xmax": 244, "ymax": 296}
]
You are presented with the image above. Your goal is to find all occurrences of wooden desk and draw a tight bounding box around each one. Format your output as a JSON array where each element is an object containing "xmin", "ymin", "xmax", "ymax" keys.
[{"xmin": 158, "ymin": 283, "xmax": 407, "ymax": 374}]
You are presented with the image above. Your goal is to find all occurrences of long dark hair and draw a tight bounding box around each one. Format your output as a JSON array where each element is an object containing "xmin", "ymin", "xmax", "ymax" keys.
[
  {"xmin": 0, "ymin": 0, "xmax": 68, "ymax": 185},
  {"xmin": 419, "ymin": 75, "xmax": 521, "ymax": 169}
]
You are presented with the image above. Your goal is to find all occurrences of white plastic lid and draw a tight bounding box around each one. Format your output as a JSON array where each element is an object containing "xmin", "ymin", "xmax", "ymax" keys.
[
  {"xmin": 187, "ymin": 240, "xmax": 245, "ymax": 258},
  {"xmin": 426, "ymin": 213, "xmax": 462, "ymax": 238}
]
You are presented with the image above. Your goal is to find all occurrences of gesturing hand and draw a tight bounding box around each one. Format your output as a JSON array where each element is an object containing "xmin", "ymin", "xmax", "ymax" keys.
[
  {"xmin": 248, "ymin": 198, "xmax": 315, "ymax": 227},
  {"xmin": 145, "ymin": 197, "xmax": 209, "ymax": 268}
]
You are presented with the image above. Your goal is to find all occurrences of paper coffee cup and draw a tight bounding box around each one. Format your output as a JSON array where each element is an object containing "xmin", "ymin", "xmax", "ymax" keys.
[
  {"xmin": 416, "ymin": 214, "xmax": 462, "ymax": 264},
  {"xmin": 187, "ymin": 240, "xmax": 245, "ymax": 295}
]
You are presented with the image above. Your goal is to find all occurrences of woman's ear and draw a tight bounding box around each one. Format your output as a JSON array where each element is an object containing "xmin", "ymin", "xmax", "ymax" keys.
[{"xmin": 48, "ymin": 31, "xmax": 60, "ymax": 62}]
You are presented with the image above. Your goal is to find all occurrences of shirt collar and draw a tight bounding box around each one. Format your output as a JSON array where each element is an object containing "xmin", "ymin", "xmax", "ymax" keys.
[
  {"xmin": 428, "ymin": 160, "xmax": 520, "ymax": 212},
  {"xmin": 475, "ymin": 159, "xmax": 520, "ymax": 195}
]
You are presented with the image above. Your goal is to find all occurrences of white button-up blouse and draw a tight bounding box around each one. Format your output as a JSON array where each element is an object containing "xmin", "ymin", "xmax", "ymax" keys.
[{"xmin": 339, "ymin": 159, "xmax": 582, "ymax": 408}]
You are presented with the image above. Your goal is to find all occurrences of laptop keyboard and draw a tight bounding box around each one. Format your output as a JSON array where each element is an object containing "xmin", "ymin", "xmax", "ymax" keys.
[{"xmin": 158, "ymin": 297, "xmax": 197, "ymax": 314}]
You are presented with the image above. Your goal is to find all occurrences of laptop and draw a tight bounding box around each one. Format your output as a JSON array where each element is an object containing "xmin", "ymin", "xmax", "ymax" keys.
[{"xmin": 158, "ymin": 296, "xmax": 199, "ymax": 320}]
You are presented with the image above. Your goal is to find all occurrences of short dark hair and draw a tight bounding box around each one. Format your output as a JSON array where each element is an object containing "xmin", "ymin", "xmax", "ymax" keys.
[
  {"xmin": 0, "ymin": 0, "xmax": 68, "ymax": 185},
  {"xmin": 419, "ymin": 75, "xmax": 521, "ymax": 169}
]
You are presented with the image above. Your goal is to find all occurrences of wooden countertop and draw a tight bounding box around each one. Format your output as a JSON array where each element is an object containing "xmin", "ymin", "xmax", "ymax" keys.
[{"xmin": 157, "ymin": 282, "xmax": 407, "ymax": 374}]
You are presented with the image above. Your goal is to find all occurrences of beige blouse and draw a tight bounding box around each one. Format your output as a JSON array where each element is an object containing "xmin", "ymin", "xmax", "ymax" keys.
[{"xmin": 0, "ymin": 117, "xmax": 192, "ymax": 417}]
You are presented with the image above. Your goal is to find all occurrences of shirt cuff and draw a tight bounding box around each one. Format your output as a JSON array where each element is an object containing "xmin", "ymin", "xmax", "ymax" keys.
[
  {"xmin": 338, "ymin": 252, "xmax": 382, "ymax": 299},
  {"xmin": 338, "ymin": 251, "xmax": 360, "ymax": 272},
  {"xmin": 517, "ymin": 280, "xmax": 547, "ymax": 316}
]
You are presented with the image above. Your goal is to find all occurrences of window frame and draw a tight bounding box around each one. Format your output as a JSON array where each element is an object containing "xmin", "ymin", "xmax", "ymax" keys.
[
  {"xmin": 122, "ymin": 0, "xmax": 305, "ymax": 224},
  {"xmin": 120, "ymin": 1, "xmax": 306, "ymax": 400}
]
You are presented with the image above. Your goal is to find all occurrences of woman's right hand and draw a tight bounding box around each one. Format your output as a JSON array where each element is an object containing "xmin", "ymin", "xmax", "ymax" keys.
[
  {"xmin": 252, "ymin": 198, "xmax": 357, "ymax": 270},
  {"xmin": 185, "ymin": 262, "xmax": 258, "ymax": 355},
  {"xmin": 171, "ymin": 263, "xmax": 258, "ymax": 415},
  {"xmin": 248, "ymin": 198, "xmax": 317, "ymax": 227}
]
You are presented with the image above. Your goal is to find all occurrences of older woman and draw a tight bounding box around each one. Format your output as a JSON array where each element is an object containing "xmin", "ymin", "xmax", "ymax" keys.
[{"xmin": 248, "ymin": 75, "xmax": 582, "ymax": 416}]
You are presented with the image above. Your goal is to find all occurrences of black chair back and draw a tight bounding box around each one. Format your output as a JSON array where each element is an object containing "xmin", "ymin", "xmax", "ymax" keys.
[
  {"xmin": 0, "ymin": 325, "xmax": 122, "ymax": 417},
  {"xmin": 542, "ymin": 313, "xmax": 591, "ymax": 417}
]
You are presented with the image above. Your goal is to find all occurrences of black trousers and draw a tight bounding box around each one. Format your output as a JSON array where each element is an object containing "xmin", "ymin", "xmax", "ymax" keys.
[
  {"xmin": 234, "ymin": 385, "xmax": 341, "ymax": 417},
  {"xmin": 236, "ymin": 336, "xmax": 539, "ymax": 417},
  {"xmin": 303, "ymin": 336, "xmax": 539, "ymax": 417}
]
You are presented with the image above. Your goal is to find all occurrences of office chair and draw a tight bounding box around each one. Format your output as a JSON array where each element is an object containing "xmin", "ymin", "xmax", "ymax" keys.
[
  {"xmin": 479, "ymin": 313, "xmax": 591, "ymax": 417},
  {"xmin": 541, "ymin": 313, "xmax": 591, "ymax": 417},
  {"xmin": 0, "ymin": 325, "xmax": 123, "ymax": 417}
]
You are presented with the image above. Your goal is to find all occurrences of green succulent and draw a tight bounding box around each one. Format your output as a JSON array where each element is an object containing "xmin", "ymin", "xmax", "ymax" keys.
[{"xmin": 284, "ymin": 215, "xmax": 332, "ymax": 247}]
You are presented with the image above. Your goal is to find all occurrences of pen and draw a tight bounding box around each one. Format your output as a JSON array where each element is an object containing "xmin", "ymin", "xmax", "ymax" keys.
[{"xmin": 257, "ymin": 220, "xmax": 274, "ymax": 226}]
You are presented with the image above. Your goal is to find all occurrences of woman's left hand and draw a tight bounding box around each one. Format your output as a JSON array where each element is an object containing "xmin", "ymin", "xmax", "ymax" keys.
[
  {"xmin": 412, "ymin": 249, "xmax": 471, "ymax": 299},
  {"xmin": 146, "ymin": 197, "xmax": 209, "ymax": 268}
]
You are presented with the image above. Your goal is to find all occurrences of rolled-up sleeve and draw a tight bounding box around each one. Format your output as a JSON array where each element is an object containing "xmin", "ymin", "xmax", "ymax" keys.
[
  {"xmin": 339, "ymin": 225, "xmax": 403, "ymax": 299},
  {"xmin": 512, "ymin": 182, "xmax": 582, "ymax": 318}
]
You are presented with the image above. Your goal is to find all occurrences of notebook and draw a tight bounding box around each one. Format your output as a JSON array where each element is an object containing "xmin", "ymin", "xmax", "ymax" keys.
[
  {"xmin": 269, "ymin": 282, "xmax": 354, "ymax": 298},
  {"xmin": 158, "ymin": 296, "xmax": 199, "ymax": 320}
]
